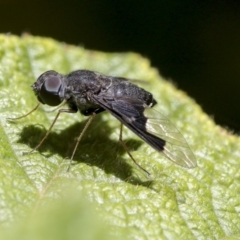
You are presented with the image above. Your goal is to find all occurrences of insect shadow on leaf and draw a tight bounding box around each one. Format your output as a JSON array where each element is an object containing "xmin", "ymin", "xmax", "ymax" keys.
[{"xmin": 16, "ymin": 114, "xmax": 151, "ymax": 183}]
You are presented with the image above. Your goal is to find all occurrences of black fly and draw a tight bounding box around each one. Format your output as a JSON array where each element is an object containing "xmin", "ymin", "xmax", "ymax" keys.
[{"xmin": 8, "ymin": 70, "xmax": 197, "ymax": 175}]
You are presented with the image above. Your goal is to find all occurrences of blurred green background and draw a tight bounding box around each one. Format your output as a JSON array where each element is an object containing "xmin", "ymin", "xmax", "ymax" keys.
[{"xmin": 1, "ymin": 0, "xmax": 240, "ymax": 132}]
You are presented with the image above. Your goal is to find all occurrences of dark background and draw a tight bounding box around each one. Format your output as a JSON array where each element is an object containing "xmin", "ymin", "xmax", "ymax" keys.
[{"xmin": 1, "ymin": 1, "xmax": 240, "ymax": 132}]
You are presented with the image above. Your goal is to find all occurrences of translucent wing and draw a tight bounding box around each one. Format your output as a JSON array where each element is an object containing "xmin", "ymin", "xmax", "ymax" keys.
[
  {"xmin": 141, "ymin": 107, "xmax": 196, "ymax": 168},
  {"xmin": 92, "ymin": 95, "xmax": 197, "ymax": 168}
]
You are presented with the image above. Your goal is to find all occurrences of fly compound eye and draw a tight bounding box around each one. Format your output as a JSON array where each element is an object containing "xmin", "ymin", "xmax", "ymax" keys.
[{"xmin": 39, "ymin": 76, "xmax": 62, "ymax": 106}]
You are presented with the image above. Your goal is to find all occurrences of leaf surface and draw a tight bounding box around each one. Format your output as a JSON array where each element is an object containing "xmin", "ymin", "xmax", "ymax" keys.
[{"xmin": 0, "ymin": 34, "xmax": 240, "ymax": 239}]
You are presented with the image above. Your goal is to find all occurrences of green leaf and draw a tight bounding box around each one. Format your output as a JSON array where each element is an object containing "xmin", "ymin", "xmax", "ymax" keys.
[
  {"xmin": 0, "ymin": 188, "xmax": 112, "ymax": 240},
  {"xmin": 0, "ymin": 34, "xmax": 240, "ymax": 239}
]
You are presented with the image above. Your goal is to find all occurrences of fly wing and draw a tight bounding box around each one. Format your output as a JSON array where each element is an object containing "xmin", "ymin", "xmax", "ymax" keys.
[
  {"xmin": 92, "ymin": 95, "xmax": 197, "ymax": 168},
  {"xmin": 142, "ymin": 107, "xmax": 196, "ymax": 168}
]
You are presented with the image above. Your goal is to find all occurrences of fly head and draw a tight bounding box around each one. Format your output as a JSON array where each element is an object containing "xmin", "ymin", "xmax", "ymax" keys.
[{"xmin": 32, "ymin": 70, "xmax": 65, "ymax": 106}]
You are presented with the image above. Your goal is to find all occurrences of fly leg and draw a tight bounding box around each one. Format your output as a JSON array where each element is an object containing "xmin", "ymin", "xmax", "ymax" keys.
[
  {"xmin": 23, "ymin": 108, "xmax": 77, "ymax": 155},
  {"xmin": 67, "ymin": 113, "xmax": 96, "ymax": 172},
  {"xmin": 119, "ymin": 123, "xmax": 150, "ymax": 176}
]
